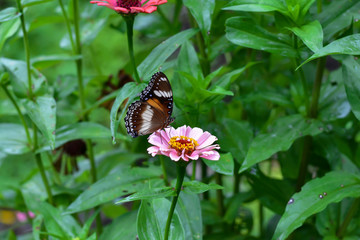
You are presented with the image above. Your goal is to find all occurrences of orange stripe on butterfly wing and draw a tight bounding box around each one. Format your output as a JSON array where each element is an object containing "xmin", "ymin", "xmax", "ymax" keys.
[{"xmin": 147, "ymin": 98, "xmax": 165, "ymax": 112}]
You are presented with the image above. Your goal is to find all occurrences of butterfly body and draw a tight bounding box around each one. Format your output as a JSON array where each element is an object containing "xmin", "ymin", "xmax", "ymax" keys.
[{"xmin": 124, "ymin": 72, "xmax": 174, "ymax": 138}]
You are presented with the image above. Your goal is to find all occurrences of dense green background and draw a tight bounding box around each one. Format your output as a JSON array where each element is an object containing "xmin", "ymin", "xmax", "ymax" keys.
[{"xmin": 1, "ymin": 0, "xmax": 360, "ymax": 239}]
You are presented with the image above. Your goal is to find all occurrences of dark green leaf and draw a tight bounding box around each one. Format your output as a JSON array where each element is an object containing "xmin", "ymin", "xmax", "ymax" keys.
[
  {"xmin": 22, "ymin": 96, "xmax": 56, "ymax": 149},
  {"xmin": 79, "ymin": 210, "xmax": 99, "ymax": 240},
  {"xmin": 115, "ymin": 187, "xmax": 176, "ymax": 204},
  {"xmin": 0, "ymin": 124, "xmax": 32, "ymax": 155},
  {"xmin": 223, "ymin": 0, "xmax": 287, "ymax": 15},
  {"xmin": 137, "ymin": 198, "xmax": 185, "ymax": 240},
  {"xmin": 176, "ymin": 192, "xmax": 202, "ymax": 240},
  {"xmin": 137, "ymin": 28, "xmax": 198, "ymax": 80},
  {"xmin": 183, "ymin": 181, "xmax": 223, "ymax": 194},
  {"xmin": 203, "ymin": 153, "xmax": 234, "ymax": 175},
  {"xmin": 343, "ymin": 56, "xmax": 360, "ymax": 121},
  {"xmin": 273, "ymin": 171, "xmax": 360, "ymax": 240},
  {"xmin": 65, "ymin": 166, "xmax": 162, "ymax": 214},
  {"xmin": 224, "ymin": 192, "xmax": 254, "ymax": 223},
  {"xmin": 0, "ymin": 7, "xmax": 21, "ymax": 22},
  {"xmin": 287, "ymin": 20, "xmax": 323, "ymax": 52},
  {"xmin": 225, "ymin": 17, "xmax": 297, "ymax": 57},
  {"xmin": 298, "ymin": 34, "xmax": 360, "ymax": 68},
  {"xmin": 240, "ymin": 114, "xmax": 324, "ymax": 173},
  {"xmin": 183, "ymin": 0, "xmax": 215, "ymax": 44},
  {"xmin": 110, "ymin": 82, "xmax": 146, "ymax": 143},
  {"xmin": 100, "ymin": 211, "xmax": 138, "ymax": 240}
]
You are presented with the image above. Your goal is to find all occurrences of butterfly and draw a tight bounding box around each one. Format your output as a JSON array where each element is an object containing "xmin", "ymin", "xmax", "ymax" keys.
[{"xmin": 124, "ymin": 72, "xmax": 174, "ymax": 138}]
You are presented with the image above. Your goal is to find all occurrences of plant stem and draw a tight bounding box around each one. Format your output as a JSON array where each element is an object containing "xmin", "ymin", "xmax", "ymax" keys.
[
  {"xmin": 16, "ymin": 0, "xmax": 33, "ymax": 100},
  {"xmin": 233, "ymin": 160, "xmax": 240, "ymax": 195},
  {"xmin": 16, "ymin": 0, "xmax": 53, "ymax": 206},
  {"xmin": 164, "ymin": 164, "xmax": 187, "ymax": 240},
  {"xmin": 337, "ymin": 198, "xmax": 360, "ymax": 237},
  {"xmin": 173, "ymin": 0, "xmax": 182, "ymax": 25},
  {"xmin": 1, "ymin": 85, "xmax": 32, "ymax": 146},
  {"xmin": 160, "ymin": 155, "xmax": 169, "ymax": 186},
  {"xmin": 317, "ymin": 0, "xmax": 322, "ymax": 13},
  {"xmin": 191, "ymin": 161, "xmax": 196, "ymax": 181},
  {"xmin": 215, "ymin": 173, "xmax": 225, "ymax": 217},
  {"xmin": 124, "ymin": 15, "xmax": 141, "ymax": 84},
  {"xmin": 72, "ymin": 0, "xmax": 102, "ymax": 235},
  {"xmin": 296, "ymin": 57, "xmax": 326, "ymax": 191},
  {"xmin": 58, "ymin": 0, "xmax": 76, "ymax": 52}
]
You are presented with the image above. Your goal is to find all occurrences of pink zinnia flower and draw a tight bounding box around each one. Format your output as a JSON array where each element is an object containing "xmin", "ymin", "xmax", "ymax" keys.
[
  {"xmin": 90, "ymin": 0, "xmax": 167, "ymax": 14},
  {"xmin": 147, "ymin": 125, "xmax": 220, "ymax": 162}
]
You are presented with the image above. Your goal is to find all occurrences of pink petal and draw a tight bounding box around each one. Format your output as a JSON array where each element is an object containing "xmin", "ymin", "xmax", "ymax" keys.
[
  {"xmin": 147, "ymin": 146, "xmax": 160, "ymax": 156},
  {"xmin": 131, "ymin": 6, "xmax": 157, "ymax": 13},
  {"xmin": 188, "ymin": 152, "xmax": 200, "ymax": 160},
  {"xmin": 16, "ymin": 212, "xmax": 27, "ymax": 222},
  {"xmin": 114, "ymin": 6, "xmax": 130, "ymax": 13},
  {"xmin": 161, "ymin": 128, "xmax": 172, "ymax": 142},
  {"xmin": 169, "ymin": 151, "xmax": 181, "ymax": 161},
  {"xmin": 201, "ymin": 151, "xmax": 220, "ymax": 161},
  {"xmin": 189, "ymin": 127, "xmax": 204, "ymax": 140},
  {"xmin": 148, "ymin": 132, "xmax": 168, "ymax": 148},
  {"xmin": 142, "ymin": 0, "xmax": 167, "ymax": 5},
  {"xmin": 181, "ymin": 149, "xmax": 189, "ymax": 161},
  {"xmin": 197, "ymin": 132, "xmax": 218, "ymax": 148}
]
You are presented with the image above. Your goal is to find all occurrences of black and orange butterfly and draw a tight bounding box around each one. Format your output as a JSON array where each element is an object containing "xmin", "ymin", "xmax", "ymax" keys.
[{"xmin": 124, "ymin": 72, "xmax": 174, "ymax": 137}]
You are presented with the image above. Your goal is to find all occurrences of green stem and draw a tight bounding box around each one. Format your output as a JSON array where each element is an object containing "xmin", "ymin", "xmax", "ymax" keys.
[
  {"xmin": 72, "ymin": 0, "xmax": 102, "ymax": 235},
  {"xmin": 164, "ymin": 164, "xmax": 187, "ymax": 240},
  {"xmin": 173, "ymin": 0, "xmax": 182, "ymax": 25},
  {"xmin": 296, "ymin": 57, "xmax": 326, "ymax": 191},
  {"xmin": 160, "ymin": 155, "xmax": 169, "ymax": 186},
  {"xmin": 58, "ymin": 0, "xmax": 76, "ymax": 53},
  {"xmin": 124, "ymin": 15, "xmax": 141, "ymax": 84},
  {"xmin": 233, "ymin": 160, "xmax": 240, "ymax": 195},
  {"xmin": 191, "ymin": 161, "xmax": 196, "ymax": 181},
  {"xmin": 1, "ymin": 85, "xmax": 32, "ymax": 146},
  {"xmin": 16, "ymin": 0, "xmax": 33, "ymax": 100},
  {"xmin": 35, "ymin": 153, "xmax": 54, "ymax": 205},
  {"xmin": 317, "ymin": 0, "xmax": 322, "ymax": 13},
  {"xmin": 337, "ymin": 198, "xmax": 360, "ymax": 237},
  {"xmin": 259, "ymin": 202, "xmax": 264, "ymax": 238},
  {"xmin": 215, "ymin": 173, "xmax": 225, "ymax": 217}
]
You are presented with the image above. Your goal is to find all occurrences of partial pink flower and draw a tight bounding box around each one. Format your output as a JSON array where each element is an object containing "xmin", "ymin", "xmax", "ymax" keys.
[
  {"xmin": 90, "ymin": 0, "xmax": 167, "ymax": 14},
  {"xmin": 147, "ymin": 125, "xmax": 220, "ymax": 162},
  {"xmin": 16, "ymin": 211, "xmax": 35, "ymax": 222}
]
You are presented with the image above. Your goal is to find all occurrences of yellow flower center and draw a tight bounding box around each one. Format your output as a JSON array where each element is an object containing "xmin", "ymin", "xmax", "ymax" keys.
[{"xmin": 169, "ymin": 136, "xmax": 199, "ymax": 154}]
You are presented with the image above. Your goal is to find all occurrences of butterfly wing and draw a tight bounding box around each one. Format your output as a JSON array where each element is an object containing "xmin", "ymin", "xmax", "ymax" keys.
[{"xmin": 124, "ymin": 72, "xmax": 174, "ymax": 138}]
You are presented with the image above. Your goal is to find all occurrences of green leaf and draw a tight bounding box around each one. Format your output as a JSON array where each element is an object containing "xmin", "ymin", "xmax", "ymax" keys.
[
  {"xmin": 65, "ymin": 166, "xmax": 162, "ymax": 214},
  {"xmin": 183, "ymin": 0, "xmax": 215, "ymax": 44},
  {"xmin": 223, "ymin": 0, "xmax": 287, "ymax": 15},
  {"xmin": 100, "ymin": 211, "xmax": 138, "ymax": 240},
  {"xmin": 224, "ymin": 192, "xmax": 254, "ymax": 223},
  {"xmin": 318, "ymin": 1, "xmax": 360, "ymax": 42},
  {"xmin": 29, "ymin": 15, "xmax": 64, "ymax": 32},
  {"xmin": 183, "ymin": 181, "xmax": 223, "ymax": 194},
  {"xmin": 31, "ymin": 54, "xmax": 82, "ymax": 69},
  {"xmin": 176, "ymin": 192, "xmax": 202, "ymax": 240},
  {"xmin": 177, "ymin": 41, "xmax": 203, "ymax": 82},
  {"xmin": 203, "ymin": 153, "xmax": 234, "ymax": 175},
  {"xmin": 240, "ymin": 114, "xmax": 324, "ymax": 173},
  {"xmin": 110, "ymin": 82, "xmax": 146, "ymax": 143},
  {"xmin": 22, "ymin": 96, "xmax": 56, "ymax": 149},
  {"xmin": 343, "ymin": 57, "xmax": 360, "ymax": 121},
  {"xmin": 32, "ymin": 215, "xmax": 42, "ymax": 240},
  {"xmin": 54, "ymin": 122, "xmax": 110, "ymax": 148},
  {"xmin": 21, "ymin": 0, "xmax": 54, "ymax": 7},
  {"xmin": 115, "ymin": 187, "xmax": 176, "ymax": 204},
  {"xmin": 0, "ymin": 19, "xmax": 21, "ymax": 52},
  {"xmin": 79, "ymin": 210, "xmax": 99, "ymax": 240},
  {"xmin": 225, "ymin": 17, "xmax": 297, "ymax": 57},
  {"xmin": 273, "ymin": 171, "xmax": 360, "ymax": 240},
  {"xmin": 137, "ymin": 198, "xmax": 185, "ymax": 240},
  {"xmin": 298, "ymin": 34, "xmax": 360, "ymax": 69},
  {"xmin": 0, "ymin": 124, "xmax": 32, "ymax": 155},
  {"xmin": 137, "ymin": 28, "xmax": 198, "ymax": 80},
  {"xmin": 287, "ymin": 20, "xmax": 323, "ymax": 52},
  {"xmin": 0, "ymin": 7, "xmax": 21, "ymax": 22},
  {"xmin": 0, "ymin": 58, "xmax": 46, "ymax": 98}
]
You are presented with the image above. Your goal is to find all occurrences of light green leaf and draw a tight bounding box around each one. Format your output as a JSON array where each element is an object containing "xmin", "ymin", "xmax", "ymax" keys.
[
  {"xmin": 115, "ymin": 187, "xmax": 176, "ymax": 204},
  {"xmin": 0, "ymin": 19, "xmax": 21, "ymax": 52},
  {"xmin": 298, "ymin": 34, "xmax": 360, "ymax": 69},
  {"xmin": 183, "ymin": 181, "xmax": 223, "ymax": 194},
  {"xmin": 22, "ymin": 96, "xmax": 56, "ymax": 149},
  {"xmin": 65, "ymin": 166, "xmax": 162, "ymax": 214},
  {"xmin": 287, "ymin": 20, "xmax": 323, "ymax": 52},
  {"xmin": 137, "ymin": 198, "xmax": 185, "ymax": 240},
  {"xmin": 0, "ymin": 7, "xmax": 21, "ymax": 22},
  {"xmin": 226, "ymin": 17, "xmax": 297, "ymax": 57},
  {"xmin": 21, "ymin": 0, "xmax": 54, "ymax": 7},
  {"xmin": 240, "ymin": 114, "xmax": 324, "ymax": 173},
  {"xmin": 31, "ymin": 54, "xmax": 82, "ymax": 69},
  {"xmin": 273, "ymin": 171, "xmax": 360, "ymax": 240},
  {"xmin": 0, "ymin": 124, "xmax": 32, "ymax": 155},
  {"xmin": 203, "ymin": 153, "xmax": 234, "ymax": 175},
  {"xmin": 223, "ymin": 0, "xmax": 287, "ymax": 15},
  {"xmin": 343, "ymin": 57, "xmax": 360, "ymax": 121},
  {"xmin": 110, "ymin": 82, "xmax": 146, "ymax": 142},
  {"xmin": 137, "ymin": 28, "xmax": 198, "ymax": 80},
  {"xmin": 183, "ymin": 0, "xmax": 215, "ymax": 45}
]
